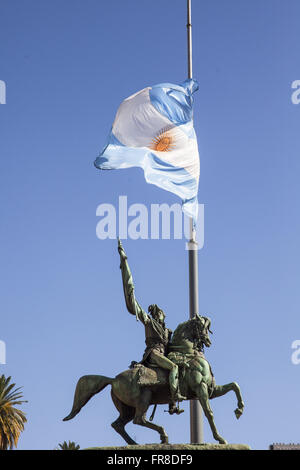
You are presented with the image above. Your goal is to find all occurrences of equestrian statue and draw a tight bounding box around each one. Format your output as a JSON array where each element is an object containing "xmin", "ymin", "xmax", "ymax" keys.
[{"xmin": 63, "ymin": 240, "xmax": 244, "ymax": 445}]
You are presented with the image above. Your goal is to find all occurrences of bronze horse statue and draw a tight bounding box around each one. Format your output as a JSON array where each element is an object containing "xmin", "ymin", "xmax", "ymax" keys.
[{"xmin": 63, "ymin": 316, "xmax": 244, "ymax": 445}]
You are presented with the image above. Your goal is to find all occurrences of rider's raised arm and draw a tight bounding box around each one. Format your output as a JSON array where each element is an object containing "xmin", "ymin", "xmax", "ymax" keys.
[{"xmin": 118, "ymin": 239, "xmax": 149, "ymax": 325}]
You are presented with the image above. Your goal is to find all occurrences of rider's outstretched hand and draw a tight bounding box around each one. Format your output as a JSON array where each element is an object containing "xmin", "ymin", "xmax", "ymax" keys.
[{"xmin": 118, "ymin": 238, "xmax": 127, "ymax": 261}]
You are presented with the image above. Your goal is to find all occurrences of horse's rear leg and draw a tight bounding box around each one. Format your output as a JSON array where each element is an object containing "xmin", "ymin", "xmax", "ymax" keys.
[
  {"xmin": 111, "ymin": 391, "xmax": 137, "ymax": 445},
  {"xmin": 133, "ymin": 390, "xmax": 168, "ymax": 444},
  {"xmin": 210, "ymin": 382, "xmax": 244, "ymax": 419}
]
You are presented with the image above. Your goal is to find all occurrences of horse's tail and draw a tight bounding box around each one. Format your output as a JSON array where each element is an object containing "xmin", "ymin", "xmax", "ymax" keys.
[{"xmin": 63, "ymin": 374, "xmax": 113, "ymax": 421}]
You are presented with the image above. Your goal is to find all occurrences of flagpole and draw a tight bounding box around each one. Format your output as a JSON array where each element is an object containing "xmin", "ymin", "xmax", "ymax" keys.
[{"xmin": 187, "ymin": 0, "xmax": 204, "ymax": 444}]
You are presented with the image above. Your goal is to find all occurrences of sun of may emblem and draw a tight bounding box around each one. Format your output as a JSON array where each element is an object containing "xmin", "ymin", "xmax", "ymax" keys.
[{"xmin": 149, "ymin": 127, "xmax": 176, "ymax": 152}]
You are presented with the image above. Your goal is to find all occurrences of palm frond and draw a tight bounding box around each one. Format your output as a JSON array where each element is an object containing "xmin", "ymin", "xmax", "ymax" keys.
[
  {"xmin": 0, "ymin": 375, "xmax": 27, "ymax": 450},
  {"xmin": 58, "ymin": 440, "xmax": 80, "ymax": 450}
]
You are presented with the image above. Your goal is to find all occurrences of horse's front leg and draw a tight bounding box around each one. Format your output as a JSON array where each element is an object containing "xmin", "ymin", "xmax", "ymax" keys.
[
  {"xmin": 197, "ymin": 382, "xmax": 227, "ymax": 445},
  {"xmin": 210, "ymin": 382, "xmax": 244, "ymax": 419}
]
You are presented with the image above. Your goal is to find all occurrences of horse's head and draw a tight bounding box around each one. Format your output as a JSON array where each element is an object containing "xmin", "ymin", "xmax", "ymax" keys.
[
  {"xmin": 189, "ymin": 315, "xmax": 212, "ymax": 350},
  {"xmin": 191, "ymin": 315, "xmax": 212, "ymax": 350},
  {"xmin": 170, "ymin": 315, "xmax": 213, "ymax": 354}
]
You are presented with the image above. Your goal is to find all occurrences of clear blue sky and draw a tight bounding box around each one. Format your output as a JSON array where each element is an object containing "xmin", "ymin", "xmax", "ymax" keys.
[{"xmin": 0, "ymin": 0, "xmax": 299, "ymax": 450}]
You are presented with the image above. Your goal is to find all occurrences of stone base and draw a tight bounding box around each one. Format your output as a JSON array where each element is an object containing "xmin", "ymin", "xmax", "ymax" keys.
[{"xmin": 85, "ymin": 443, "xmax": 250, "ymax": 450}]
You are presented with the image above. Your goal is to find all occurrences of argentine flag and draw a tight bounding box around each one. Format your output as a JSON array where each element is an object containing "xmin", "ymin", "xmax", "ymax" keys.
[{"xmin": 94, "ymin": 79, "xmax": 200, "ymax": 221}]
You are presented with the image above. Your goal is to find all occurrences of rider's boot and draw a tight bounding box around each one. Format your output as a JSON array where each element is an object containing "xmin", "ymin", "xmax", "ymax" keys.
[
  {"xmin": 168, "ymin": 402, "xmax": 184, "ymax": 415},
  {"xmin": 169, "ymin": 366, "xmax": 187, "ymax": 402},
  {"xmin": 173, "ymin": 390, "xmax": 186, "ymax": 402}
]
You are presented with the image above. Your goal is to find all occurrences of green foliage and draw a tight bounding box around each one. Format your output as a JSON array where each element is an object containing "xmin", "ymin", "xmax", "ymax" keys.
[
  {"xmin": 58, "ymin": 440, "xmax": 80, "ymax": 450},
  {"xmin": 0, "ymin": 375, "xmax": 27, "ymax": 450}
]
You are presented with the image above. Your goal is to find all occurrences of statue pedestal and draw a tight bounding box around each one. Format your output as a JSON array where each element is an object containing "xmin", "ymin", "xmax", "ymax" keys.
[
  {"xmin": 85, "ymin": 443, "xmax": 251, "ymax": 451},
  {"xmin": 83, "ymin": 443, "xmax": 251, "ymax": 466}
]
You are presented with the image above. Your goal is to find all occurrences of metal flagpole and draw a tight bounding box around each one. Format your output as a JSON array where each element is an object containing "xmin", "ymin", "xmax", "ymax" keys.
[{"xmin": 186, "ymin": 0, "xmax": 204, "ymax": 444}]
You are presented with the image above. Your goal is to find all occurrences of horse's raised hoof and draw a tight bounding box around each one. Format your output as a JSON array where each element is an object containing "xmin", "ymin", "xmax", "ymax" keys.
[{"xmin": 234, "ymin": 408, "xmax": 243, "ymax": 419}]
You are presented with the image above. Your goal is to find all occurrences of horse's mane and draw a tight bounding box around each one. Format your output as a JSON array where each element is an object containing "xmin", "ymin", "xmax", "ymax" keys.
[{"xmin": 171, "ymin": 318, "xmax": 201, "ymax": 345}]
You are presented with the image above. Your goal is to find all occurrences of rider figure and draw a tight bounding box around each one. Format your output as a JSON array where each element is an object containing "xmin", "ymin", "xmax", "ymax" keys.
[{"xmin": 118, "ymin": 239, "xmax": 186, "ymax": 405}]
